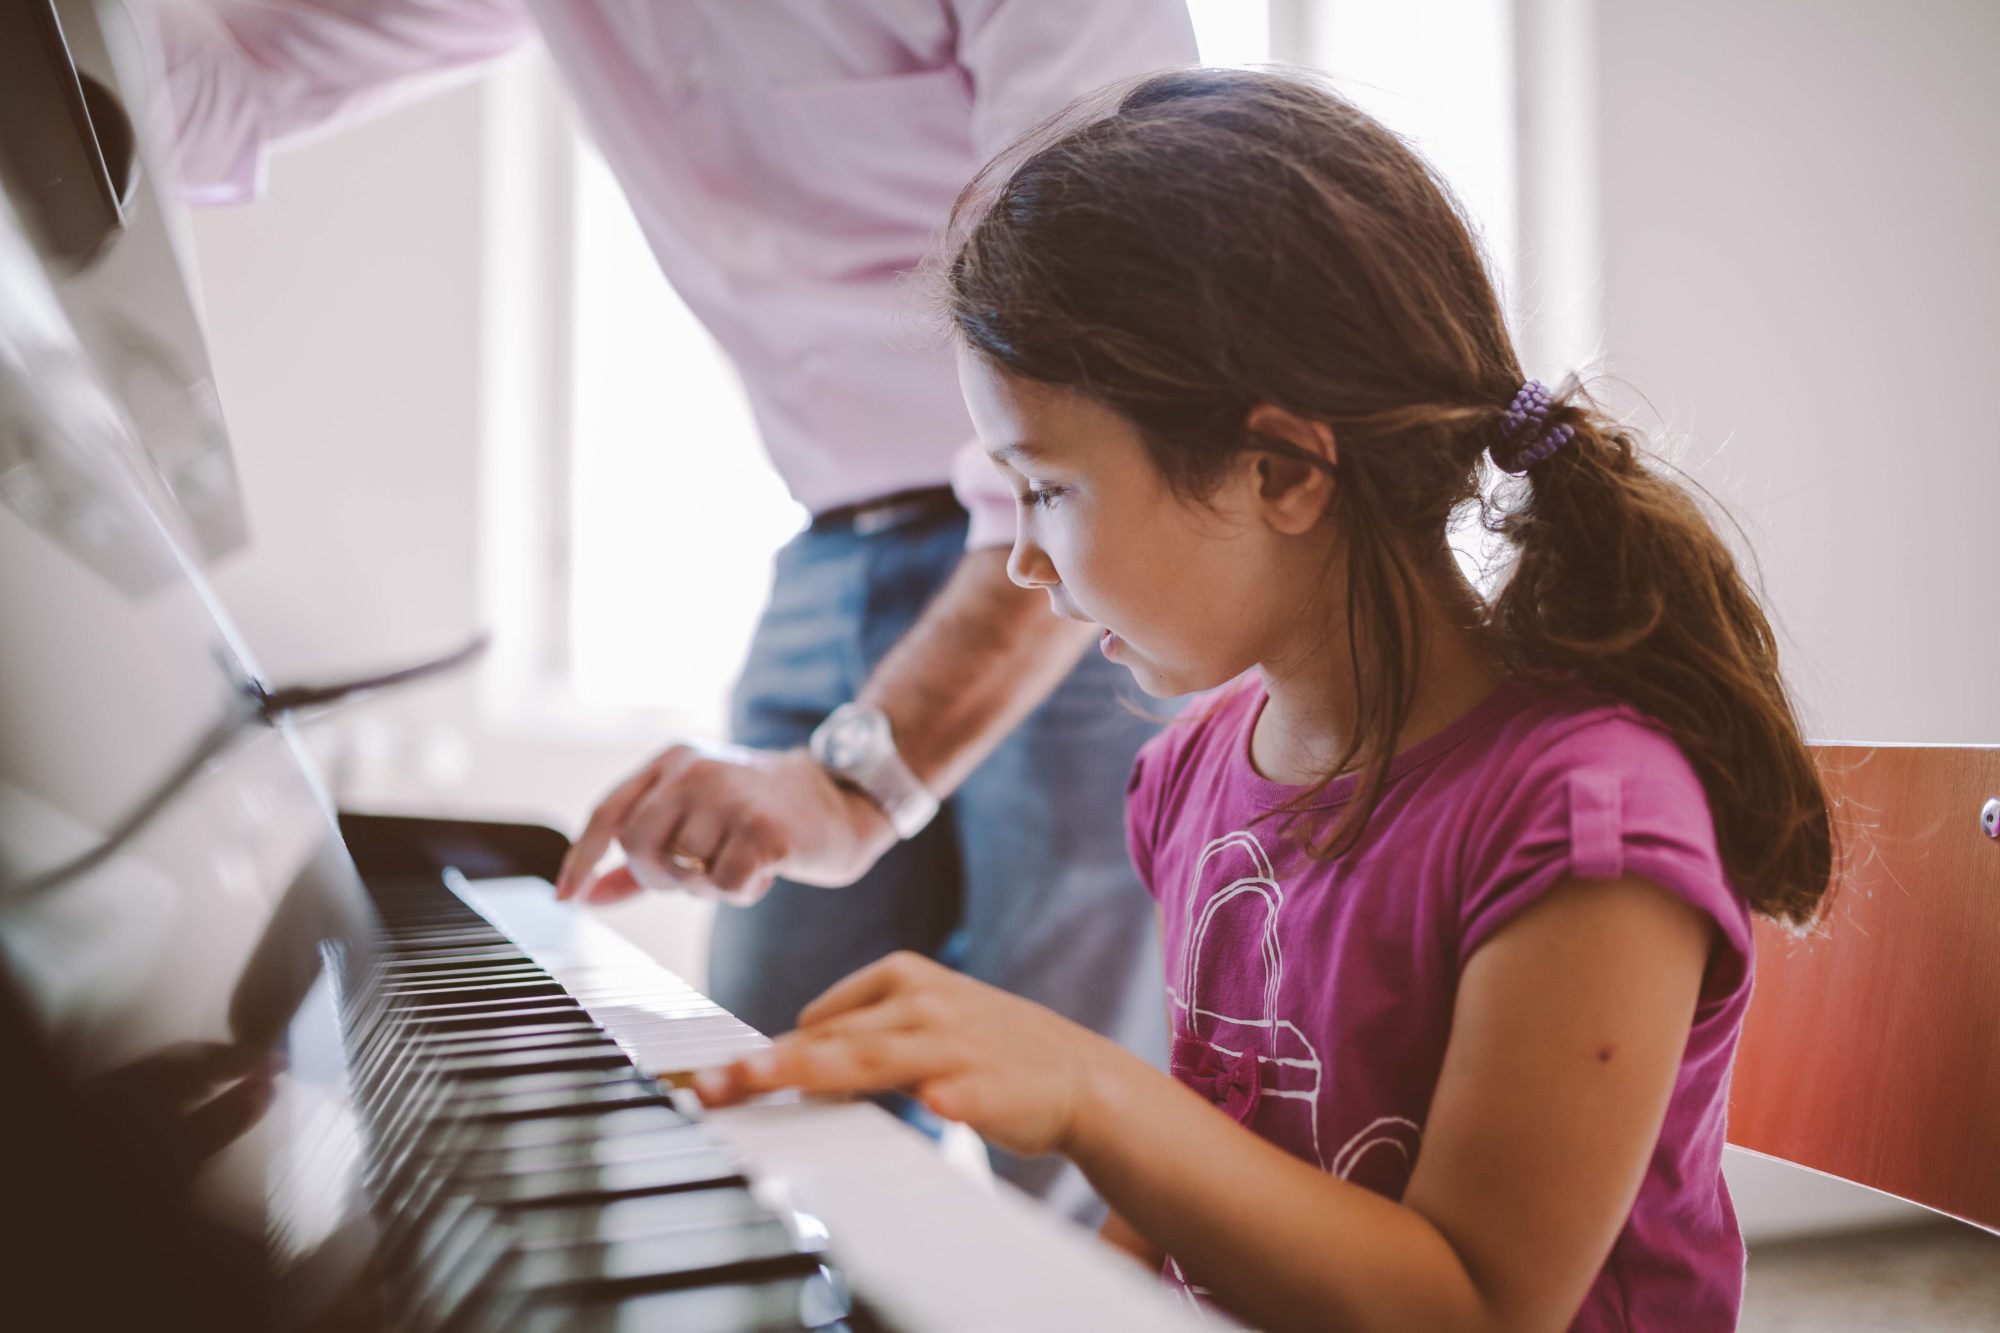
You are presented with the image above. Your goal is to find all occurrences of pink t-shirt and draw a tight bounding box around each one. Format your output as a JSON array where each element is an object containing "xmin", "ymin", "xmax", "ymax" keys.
[{"xmin": 1124, "ymin": 676, "xmax": 1755, "ymax": 1331}]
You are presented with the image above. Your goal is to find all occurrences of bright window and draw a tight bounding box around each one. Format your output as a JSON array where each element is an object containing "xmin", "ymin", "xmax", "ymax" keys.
[
  {"xmin": 1188, "ymin": 0, "xmax": 1272, "ymax": 65},
  {"xmin": 565, "ymin": 142, "xmax": 803, "ymax": 737}
]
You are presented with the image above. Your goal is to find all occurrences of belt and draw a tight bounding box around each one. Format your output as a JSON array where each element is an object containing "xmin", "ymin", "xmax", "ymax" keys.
[{"xmin": 808, "ymin": 485, "xmax": 964, "ymax": 536}]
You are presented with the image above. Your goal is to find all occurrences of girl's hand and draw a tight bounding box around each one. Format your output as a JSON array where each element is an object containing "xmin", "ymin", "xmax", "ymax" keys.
[{"xmin": 693, "ymin": 951, "xmax": 1126, "ymax": 1159}]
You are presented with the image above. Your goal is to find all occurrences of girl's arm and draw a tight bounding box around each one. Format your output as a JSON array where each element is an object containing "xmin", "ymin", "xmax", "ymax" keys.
[
  {"xmin": 1098, "ymin": 1207, "xmax": 1164, "ymax": 1269},
  {"xmin": 1073, "ymin": 873, "xmax": 1712, "ymax": 1331},
  {"xmin": 696, "ymin": 873, "xmax": 1711, "ymax": 1333}
]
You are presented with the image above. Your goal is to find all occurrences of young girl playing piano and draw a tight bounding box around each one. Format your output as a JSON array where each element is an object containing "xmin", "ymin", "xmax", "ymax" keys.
[{"xmin": 695, "ymin": 68, "xmax": 1830, "ymax": 1332}]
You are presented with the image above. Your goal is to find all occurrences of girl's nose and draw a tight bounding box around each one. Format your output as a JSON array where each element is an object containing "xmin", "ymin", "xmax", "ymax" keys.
[{"xmin": 1006, "ymin": 535, "xmax": 1059, "ymax": 590}]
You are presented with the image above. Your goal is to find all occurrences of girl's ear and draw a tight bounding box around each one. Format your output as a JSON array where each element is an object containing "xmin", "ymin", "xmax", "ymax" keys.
[{"xmin": 1244, "ymin": 404, "xmax": 1338, "ymax": 535}]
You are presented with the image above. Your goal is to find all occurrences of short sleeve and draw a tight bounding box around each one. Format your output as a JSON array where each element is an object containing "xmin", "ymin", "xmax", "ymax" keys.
[
  {"xmin": 157, "ymin": 0, "xmax": 534, "ymax": 203},
  {"xmin": 1123, "ymin": 732, "xmax": 1174, "ymax": 900},
  {"xmin": 948, "ymin": 0, "xmax": 1198, "ymax": 160},
  {"xmin": 1457, "ymin": 714, "xmax": 1754, "ymax": 1003}
]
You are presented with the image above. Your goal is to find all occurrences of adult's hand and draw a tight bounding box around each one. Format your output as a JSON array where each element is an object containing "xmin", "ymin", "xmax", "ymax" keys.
[
  {"xmin": 556, "ymin": 549, "xmax": 1095, "ymax": 909},
  {"xmin": 555, "ymin": 743, "xmax": 896, "ymax": 906}
]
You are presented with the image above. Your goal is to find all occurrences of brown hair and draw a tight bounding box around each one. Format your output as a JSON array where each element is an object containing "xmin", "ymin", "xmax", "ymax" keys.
[{"xmin": 944, "ymin": 67, "xmax": 1831, "ymax": 926}]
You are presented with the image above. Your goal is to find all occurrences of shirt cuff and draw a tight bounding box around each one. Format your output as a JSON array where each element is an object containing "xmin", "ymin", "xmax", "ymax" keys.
[{"xmin": 950, "ymin": 439, "xmax": 1017, "ymax": 550}]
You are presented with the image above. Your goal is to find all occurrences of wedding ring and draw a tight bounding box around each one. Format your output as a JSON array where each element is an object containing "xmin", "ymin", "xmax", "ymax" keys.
[{"xmin": 667, "ymin": 847, "xmax": 711, "ymax": 878}]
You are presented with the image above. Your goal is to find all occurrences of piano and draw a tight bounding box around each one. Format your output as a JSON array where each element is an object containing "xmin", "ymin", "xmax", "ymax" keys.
[{"xmin": 0, "ymin": 4, "xmax": 1209, "ymax": 1329}]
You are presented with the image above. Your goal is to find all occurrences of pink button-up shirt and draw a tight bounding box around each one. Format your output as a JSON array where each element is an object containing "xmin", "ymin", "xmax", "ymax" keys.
[{"xmin": 157, "ymin": 0, "xmax": 1198, "ymax": 547}]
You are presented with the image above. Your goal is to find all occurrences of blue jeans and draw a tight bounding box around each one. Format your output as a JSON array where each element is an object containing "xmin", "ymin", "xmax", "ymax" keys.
[{"xmin": 707, "ymin": 506, "xmax": 1169, "ymax": 1223}]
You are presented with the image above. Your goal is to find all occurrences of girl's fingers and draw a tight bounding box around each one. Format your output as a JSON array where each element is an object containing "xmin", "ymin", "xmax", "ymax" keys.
[
  {"xmin": 914, "ymin": 1071, "xmax": 982, "ymax": 1124},
  {"xmin": 798, "ymin": 951, "xmax": 936, "ymax": 1027},
  {"xmin": 558, "ymin": 763, "xmax": 660, "ymax": 899},
  {"xmin": 696, "ymin": 1030, "xmax": 938, "ymax": 1106},
  {"xmin": 794, "ymin": 994, "xmax": 920, "ymax": 1044}
]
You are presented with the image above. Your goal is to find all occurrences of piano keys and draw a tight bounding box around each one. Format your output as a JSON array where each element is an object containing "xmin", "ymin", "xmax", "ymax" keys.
[{"xmin": 338, "ymin": 863, "xmax": 871, "ymax": 1331}]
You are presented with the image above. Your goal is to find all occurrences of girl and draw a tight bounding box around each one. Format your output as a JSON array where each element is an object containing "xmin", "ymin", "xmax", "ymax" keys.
[{"xmin": 696, "ymin": 68, "xmax": 1830, "ymax": 1332}]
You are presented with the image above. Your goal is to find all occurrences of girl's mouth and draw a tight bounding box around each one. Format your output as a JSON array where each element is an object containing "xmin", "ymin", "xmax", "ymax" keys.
[{"xmin": 1099, "ymin": 628, "xmax": 1121, "ymax": 659}]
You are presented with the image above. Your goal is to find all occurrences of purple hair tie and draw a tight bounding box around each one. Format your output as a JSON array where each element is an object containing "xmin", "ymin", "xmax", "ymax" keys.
[{"xmin": 1493, "ymin": 378, "xmax": 1574, "ymax": 474}]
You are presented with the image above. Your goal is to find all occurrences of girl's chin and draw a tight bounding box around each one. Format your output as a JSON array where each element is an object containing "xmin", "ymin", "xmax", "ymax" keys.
[
  {"xmin": 1110, "ymin": 649, "xmax": 1200, "ymax": 700},
  {"xmin": 1099, "ymin": 629, "xmax": 1233, "ymax": 699}
]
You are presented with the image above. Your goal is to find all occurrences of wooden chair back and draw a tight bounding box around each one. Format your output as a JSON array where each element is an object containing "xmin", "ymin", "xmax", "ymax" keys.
[{"xmin": 1728, "ymin": 744, "xmax": 2000, "ymax": 1232}]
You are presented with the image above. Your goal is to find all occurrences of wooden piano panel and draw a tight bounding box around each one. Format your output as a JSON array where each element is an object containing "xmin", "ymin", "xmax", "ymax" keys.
[{"xmin": 1728, "ymin": 745, "xmax": 2000, "ymax": 1231}]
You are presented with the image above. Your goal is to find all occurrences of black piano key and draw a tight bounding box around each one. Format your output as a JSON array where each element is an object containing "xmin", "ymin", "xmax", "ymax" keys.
[
  {"xmin": 380, "ymin": 996, "xmax": 584, "ymax": 1024},
  {"xmin": 360, "ymin": 1011, "xmax": 599, "ymax": 1063},
  {"xmin": 380, "ymin": 946, "xmax": 532, "ymax": 965},
  {"xmin": 432, "ymin": 1044, "xmax": 630, "ymax": 1080},
  {"xmin": 409, "ymin": 1024, "xmax": 609, "ymax": 1054},
  {"xmin": 377, "ymin": 964, "xmax": 555, "ymax": 988},
  {"xmin": 514, "ymin": 1267, "xmax": 855, "ymax": 1333},
  {"xmin": 371, "ymin": 1067, "xmax": 656, "ymax": 1186},
  {"xmin": 460, "ymin": 1078, "xmax": 678, "ymax": 1123},
  {"xmin": 441, "ymin": 1067, "xmax": 652, "ymax": 1104},
  {"xmin": 402, "ymin": 1107, "xmax": 694, "ymax": 1204},
  {"xmin": 362, "ymin": 1017, "xmax": 608, "ymax": 1099},
  {"xmin": 500, "ymin": 1220, "xmax": 819, "ymax": 1296},
  {"xmin": 455, "ymin": 1124, "xmax": 716, "ymax": 1178},
  {"xmin": 450, "ymin": 1105, "xmax": 692, "ymax": 1155},
  {"xmin": 375, "ymin": 980, "xmax": 568, "ymax": 1006},
  {"xmin": 369, "ymin": 993, "xmax": 584, "ymax": 1021},
  {"xmin": 382, "ymin": 930, "xmax": 512, "ymax": 949},
  {"xmin": 403, "ymin": 1029, "xmax": 615, "ymax": 1061},
  {"xmin": 505, "ymin": 1184, "xmax": 769, "ymax": 1251},
  {"xmin": 475, "ymin": 1151, "xmax": 746, "ymax": 1208}
]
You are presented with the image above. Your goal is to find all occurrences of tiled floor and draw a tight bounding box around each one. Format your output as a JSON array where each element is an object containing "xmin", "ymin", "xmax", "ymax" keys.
[{"xmin": 1740, "ymin": 1222, "xmax": 2000, "ymax": 1330}]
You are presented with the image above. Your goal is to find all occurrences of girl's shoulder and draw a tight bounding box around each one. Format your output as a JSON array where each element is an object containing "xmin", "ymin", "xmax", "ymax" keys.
[
  {"xmin": 1461, "ymin": 682, "xmax": 1707, "ymax": 804},
  {"xmin": 1442, "ymin": 681, "xmax": 1755, "ymax": 984}
]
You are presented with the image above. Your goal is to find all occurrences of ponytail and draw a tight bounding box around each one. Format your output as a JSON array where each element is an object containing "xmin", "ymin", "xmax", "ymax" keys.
[{"xmin": 1489, "ymin": 386, "xmax": 1833, "ymax": 926}]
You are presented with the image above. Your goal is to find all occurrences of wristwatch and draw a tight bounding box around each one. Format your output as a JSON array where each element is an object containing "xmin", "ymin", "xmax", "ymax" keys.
[{"xmin": 808, "ymin": 702, "xmax": 940, "ymax": 840}]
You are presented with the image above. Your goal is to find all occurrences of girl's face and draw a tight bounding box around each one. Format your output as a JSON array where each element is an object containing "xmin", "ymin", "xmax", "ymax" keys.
[{"xmin": 958, "ymin": 348, "xmax": 1329, "ymax": 699}]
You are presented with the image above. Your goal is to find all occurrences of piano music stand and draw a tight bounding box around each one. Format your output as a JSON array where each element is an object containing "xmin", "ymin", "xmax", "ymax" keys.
[{"xmin": 339, "ymin": 810, "xmax": 570, "ymax": 886}]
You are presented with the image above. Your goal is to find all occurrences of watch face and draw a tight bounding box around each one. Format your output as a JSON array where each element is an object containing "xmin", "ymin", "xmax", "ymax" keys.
[{"xmin": 821, "ymin": 709, "xmax": 883, "ymax": 771}]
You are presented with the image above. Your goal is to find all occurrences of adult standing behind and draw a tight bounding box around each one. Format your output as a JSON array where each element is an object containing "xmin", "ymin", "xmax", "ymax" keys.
[{"xmin": 159, "ymin": 0, "xmax": 1197, "ymax": 1218}]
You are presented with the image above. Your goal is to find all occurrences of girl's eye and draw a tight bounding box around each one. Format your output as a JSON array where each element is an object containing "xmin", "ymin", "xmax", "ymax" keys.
[{"xmin": 1020, "ymin": 484, "xmax": 1067, "ymax": 510}]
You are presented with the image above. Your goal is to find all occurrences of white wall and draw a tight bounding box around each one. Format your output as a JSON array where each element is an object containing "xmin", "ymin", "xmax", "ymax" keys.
[
  {"xmin": 1516, "ymin": 0, "xmax": 1999, "ymax": 1237},
  {"xmin": 1569, "ymin": 0, "xmax": 1998, "ymax": 746}
]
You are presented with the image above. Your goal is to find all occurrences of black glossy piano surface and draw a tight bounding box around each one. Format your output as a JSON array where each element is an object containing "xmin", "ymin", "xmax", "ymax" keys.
[{"xmin": 0, "ymin": 178, "xmax": 877, "ymax": 1326}]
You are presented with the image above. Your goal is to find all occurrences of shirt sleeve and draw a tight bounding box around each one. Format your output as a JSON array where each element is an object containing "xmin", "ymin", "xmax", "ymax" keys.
[
  {"xmin": 948, "ymin": 0, "xmax": 1198, "ymax": 159},
  {"xmin": 948, "ymin": 438, "xmax": 1016, "ymax": 550},
  {"xmin": 1456, "ymin": 714, "xmax": 1755, "ymax": 1005},
  {"xmin": 156, "ymin": 0, "xmax": 536, "ymax": 203},
  {"xmin": 1123, "ymin": 731, "xmax": 1176, "ymax": 900}
]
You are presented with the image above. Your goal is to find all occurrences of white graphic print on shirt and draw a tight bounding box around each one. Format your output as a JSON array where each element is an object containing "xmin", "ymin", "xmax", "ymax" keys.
[{"xmin": 1162, "ymin": 830, "xmax": 1424, "ymax": 1308}]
